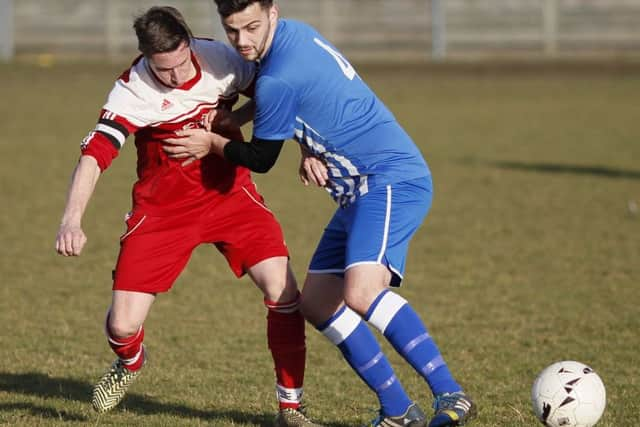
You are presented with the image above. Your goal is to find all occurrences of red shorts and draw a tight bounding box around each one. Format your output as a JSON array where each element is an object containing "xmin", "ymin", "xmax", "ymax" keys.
[{"xmin": 112, "ymin": 184, "xmax": 289, "ymax": 293}]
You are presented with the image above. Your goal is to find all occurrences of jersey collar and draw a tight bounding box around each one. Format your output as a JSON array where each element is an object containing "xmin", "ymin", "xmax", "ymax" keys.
[
  {"xmin": 259, "ymin": 19, "xmax": 285, "ymax": 68},
  {"xmin": 147, "ymin": 50, "xmax": 202, "ymax": 91}
]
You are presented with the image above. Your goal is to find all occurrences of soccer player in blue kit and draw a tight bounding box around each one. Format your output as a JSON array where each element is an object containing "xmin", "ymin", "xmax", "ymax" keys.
[{"xmin": 164, "ymin": 1, "xmax": 477, "ymax": 426}]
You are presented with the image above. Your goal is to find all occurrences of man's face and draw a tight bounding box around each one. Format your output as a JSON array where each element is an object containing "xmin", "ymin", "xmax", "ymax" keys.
[
  {"xmin": 147, "ymin": 41, "xmax": 194, "ymax": 88},
  {"xmin": 221, "ymin": 2, "xmax": 277, "ymax": 61}
]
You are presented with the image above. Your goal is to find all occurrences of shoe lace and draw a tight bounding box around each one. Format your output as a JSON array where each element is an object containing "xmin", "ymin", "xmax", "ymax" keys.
[
  {"xmin": 283, "ymin": 406, "xmax": 311, "ymax": 421},
  {"xmin": 432, "ymin": 392, "xmax": 463, "ymax": 412},
  {"xmin": 105, "ymin": 360, "xmax": 130, "ymax": 385}
]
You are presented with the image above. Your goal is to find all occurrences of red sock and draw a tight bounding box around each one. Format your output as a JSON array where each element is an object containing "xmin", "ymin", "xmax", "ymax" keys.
[
  {"xmin": 265, "ymin": 294, "xmax": 306, "ymax": 409},
  {"xmin": 105, "ymin": 316, "xmax": 146, "ymax": 372}
]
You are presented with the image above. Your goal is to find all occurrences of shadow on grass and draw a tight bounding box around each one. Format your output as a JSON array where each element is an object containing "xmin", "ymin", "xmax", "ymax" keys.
[
  {"xmin": 0, "ymin": 402, "xmax": 88, "ymax": 422},
  {"xmin": 491, "ymin": 160, "xmax": 640, "ymax": 180},
  {"xmin": 0, "ymin": 372, "xmax": 351, "ymax": 426}
]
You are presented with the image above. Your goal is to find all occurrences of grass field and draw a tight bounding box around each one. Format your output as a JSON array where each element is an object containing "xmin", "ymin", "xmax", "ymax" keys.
[{"xmin": 0, "ymin": 60, "xmax": 638, "ymax": 426}]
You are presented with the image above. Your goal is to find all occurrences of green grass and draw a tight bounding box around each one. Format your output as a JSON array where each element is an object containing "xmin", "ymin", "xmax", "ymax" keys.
[{"xmin": 0, "ymin": 61, "xmax": 638, "ymax": 426}]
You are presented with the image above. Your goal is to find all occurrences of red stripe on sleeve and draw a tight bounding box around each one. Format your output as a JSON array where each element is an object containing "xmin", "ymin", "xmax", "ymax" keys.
[{"xmin": 81, "ymin": 133, "xmax": 119, "ymax": 171}]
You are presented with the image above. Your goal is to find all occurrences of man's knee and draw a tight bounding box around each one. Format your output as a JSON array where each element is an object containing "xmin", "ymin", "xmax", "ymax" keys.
[
  {"xmin": 343, "ymin": 282, "xmax": 385, "ymax": 316},
  {"xmin": 299, "ymin": 287, "xmax": 340, "ymax": 327},
  {"xmin": 343, "ymin": 265, "xmax": 390, "ymax": 314},
  {"xmin": 250, "ymin": 258, "xmax": 299, "ymax": 302},
  {"xmin": 342, "ymin": 291, "xmax": 367, "ymax": 316},
  {"xmin": 107, "ymin": 314, "xmax": 142, "ymax": 339}
]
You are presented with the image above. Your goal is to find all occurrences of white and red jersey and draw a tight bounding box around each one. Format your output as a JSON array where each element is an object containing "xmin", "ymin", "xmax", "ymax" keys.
[{"xmin": 81, "ymin": 38, "xmax": 256, "ymax": 215}]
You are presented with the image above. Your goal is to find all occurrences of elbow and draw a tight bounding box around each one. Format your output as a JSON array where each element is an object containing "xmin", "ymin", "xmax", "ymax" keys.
[{"xmin": 252, "ymin": 161, "xmax": 276, "ymax": 174}]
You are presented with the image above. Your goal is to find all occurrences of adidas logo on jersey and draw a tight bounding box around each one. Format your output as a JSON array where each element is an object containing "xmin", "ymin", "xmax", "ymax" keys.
[{"xmin": 161, "ymin": 98, "xmax": 173, "ymax": 111}]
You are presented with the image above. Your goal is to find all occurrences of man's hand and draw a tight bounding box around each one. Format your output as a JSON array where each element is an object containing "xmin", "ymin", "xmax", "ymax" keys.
[
  {"xmin": 55, "ymin": 223, "xmax": 87, "ymax": 256},
  {"xmin": 203, "ymin": 108, "xmax": 237, "ymax": 132},
  {"xmin": 299, "ymin": 147, "xmax": 329, "ymax": 187},
  {"xmin": 163, "ymin": 129, "xmax": 217, "ymax": 166},
  {"xmin": 55, "ymin": 155, "xmax": 100, "ymax": 257}
]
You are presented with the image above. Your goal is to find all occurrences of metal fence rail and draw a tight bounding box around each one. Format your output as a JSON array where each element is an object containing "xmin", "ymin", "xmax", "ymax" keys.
[{"xmin": 3, "ymin": 0, "xmax": 640, "ymax": 62}]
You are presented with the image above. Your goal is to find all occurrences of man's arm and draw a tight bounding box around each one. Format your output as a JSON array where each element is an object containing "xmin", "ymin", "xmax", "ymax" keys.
[
  {"xmin": 166, "ymin": 100, "xmax": 257, "ymax": 167},
  {"xmin": 202, "ymin": 100, "xmax": 256, "ymax": 132},
  {"xmin": 229, "ymin": 99, "xmax": 255, "ymax": 128},
  {"xmin": 223, "ymin": 136, "xmax": 284, "ymax": 173},
  {"xmin": 164, "ymin": 128, "xmax": 283, "ymax": 173},
  {"xmin": 164, "ymin": 128, "xmax": 329, "ymax": 184},
  {"xmin": 298, "ymin": 144, "xmax": 329, "ymax": 187},
  {"xmin": 55, "ymin": 155, "xmax": 101, "ymax": 256}
]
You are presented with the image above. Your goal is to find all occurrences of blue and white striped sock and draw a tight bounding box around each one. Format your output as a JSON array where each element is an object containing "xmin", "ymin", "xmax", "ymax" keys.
[
  {"xmin": 319, "ymin": 305, "xmax": 412, "ymax": 416},
  {"xmin": 366, "ymin": 290, "xmax": 462, "ymax": 396}
]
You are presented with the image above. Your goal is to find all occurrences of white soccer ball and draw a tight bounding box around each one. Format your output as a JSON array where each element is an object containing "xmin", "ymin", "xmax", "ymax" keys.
[{"xmin": 531, "ymin": 361, "xmax": 606, "ymax": 427}]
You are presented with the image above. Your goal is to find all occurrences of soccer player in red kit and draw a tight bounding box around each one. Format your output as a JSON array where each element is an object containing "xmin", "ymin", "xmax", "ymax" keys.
[{"xmin": 54, "ymin": 7, "xmax": 322, "ymax": 426}]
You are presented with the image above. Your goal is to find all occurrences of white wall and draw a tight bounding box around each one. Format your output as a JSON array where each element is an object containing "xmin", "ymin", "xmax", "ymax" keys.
[
  {"xmin": 0, "ymin": 0, "xmax": 14, "ymax": 61},
  {"xmin": 8, "ymin": 0, "xmax": 640, "ymax": 62}
]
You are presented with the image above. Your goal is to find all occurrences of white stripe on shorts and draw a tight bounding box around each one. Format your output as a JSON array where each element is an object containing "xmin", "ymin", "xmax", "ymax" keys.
[{"xmin": 376, "ymin": 185, "xmax": 392, "ymax": 263}]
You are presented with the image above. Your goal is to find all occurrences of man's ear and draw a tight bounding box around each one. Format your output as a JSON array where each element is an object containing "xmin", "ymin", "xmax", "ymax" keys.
[{"xmin": 269, "ymin": 4, "xmax": 279, "ymax": 23}]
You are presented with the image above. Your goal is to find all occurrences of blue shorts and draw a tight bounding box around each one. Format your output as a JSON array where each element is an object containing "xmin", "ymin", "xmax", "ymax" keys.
[{"xmin": 309, "ymin": 176, "xmax": 432, "ymax": 286}]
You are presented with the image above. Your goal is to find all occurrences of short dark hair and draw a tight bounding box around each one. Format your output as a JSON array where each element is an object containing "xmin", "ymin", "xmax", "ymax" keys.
[
  {"xmin": 133, "ymin": 6, "xmax": 193, "ymax": 57},
  {"xmin": 214, "ymin": 0, "xmax": 273, "ymax": 18}
]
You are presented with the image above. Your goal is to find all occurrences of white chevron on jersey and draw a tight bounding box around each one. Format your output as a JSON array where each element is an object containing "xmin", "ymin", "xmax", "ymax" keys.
[{"xmin": 102, "ymin": 38, "xmax": 255, "ymax": 131}]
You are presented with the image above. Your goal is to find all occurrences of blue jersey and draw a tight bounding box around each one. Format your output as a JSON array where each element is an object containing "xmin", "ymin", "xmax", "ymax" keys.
[{"xmin": 253, "ymin": 20, "xmax": 430, "ymax": 206}]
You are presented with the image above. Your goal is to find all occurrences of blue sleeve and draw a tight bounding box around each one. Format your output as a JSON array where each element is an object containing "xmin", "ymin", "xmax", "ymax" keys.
[{"xmin": 253, "ymin": 75, "xmax": 297, "ymax": 140}]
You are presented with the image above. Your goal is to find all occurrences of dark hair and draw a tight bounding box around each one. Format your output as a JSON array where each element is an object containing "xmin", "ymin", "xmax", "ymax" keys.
[
  {"xmin": 133, "ymin": 6, "xmax": 193, "ymax": 56},
  {"xmin": 214, "ymin": 0, "xmax": 273, "ymax": 18}
]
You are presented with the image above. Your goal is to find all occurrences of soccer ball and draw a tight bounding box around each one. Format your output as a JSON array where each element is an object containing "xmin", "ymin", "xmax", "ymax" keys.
[{"xmin": 531, "ymin": 361, "xmax": 606, "ymax": 427}]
